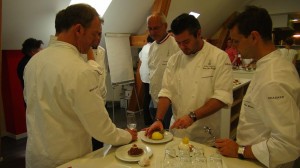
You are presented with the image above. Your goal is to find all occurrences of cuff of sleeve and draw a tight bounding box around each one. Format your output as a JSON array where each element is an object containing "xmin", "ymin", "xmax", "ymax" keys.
[
  {"xmin": 212, "ymin": 90, "xmax": 233, "ymax": 106},
  {"xmin": 112, "ymin": 128, "xmax": 132, "ymax": 145},
  {"xmin": 252, "ymin": 141, "xmax": 270, "ymax": 167},
  {"xmin": 158, "ymin": 89, "xmax": 171, "ymax": 100}
]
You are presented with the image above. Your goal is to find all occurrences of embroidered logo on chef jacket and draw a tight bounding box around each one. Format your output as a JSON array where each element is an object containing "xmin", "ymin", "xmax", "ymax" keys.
[
  {"xmin": 244, "ymin": 101, "xmax": 254, "ymax": 109},
  {"xmin": 89, "ymin": 85, "xmax": 99, "ymax": 92},
  {"xmin": 203, "ymin": 60, "xmax": 216, "ymax": 70},
  {"xmin": 203, "ymin": 65, "xmax": 216, "ymax": 70},
  {"xmin": 267, "ymin": 96, "xmax": 284, "ymax": 99},
  {"xmin": 161, "ymin": 50, "xmax": 171, "ymax": 65},
  {"xmin": 161, "ymin": 60, "xmax": 169, "ymax": 65}
]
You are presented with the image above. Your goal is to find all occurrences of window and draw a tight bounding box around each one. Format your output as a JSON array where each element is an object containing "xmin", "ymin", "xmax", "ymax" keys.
[{"xmin": 69, "ymin": 0, "xmax": 112, "ymax": 17}]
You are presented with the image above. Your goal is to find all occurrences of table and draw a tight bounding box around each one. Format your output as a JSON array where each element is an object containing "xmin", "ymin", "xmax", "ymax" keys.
[
  {"xmin": 233, "ymin": 69, "xmax": 254, "ymax": 79},
  {"xmin": 57, "ymin": 132, "xmax": 264, "ymax": 168}
]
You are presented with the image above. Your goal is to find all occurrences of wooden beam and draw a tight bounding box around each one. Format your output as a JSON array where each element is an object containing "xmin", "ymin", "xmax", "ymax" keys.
[
  {"xmin": 151, "ymin": 0, "xmax": 171, "ymax": 16},
  {"xmin": 130, "ymin": 34, "xmax": 148, "ymax": 47},
  {"xmin": 216, "ymin": 12, "xmax": 238, "ymax": 50}
]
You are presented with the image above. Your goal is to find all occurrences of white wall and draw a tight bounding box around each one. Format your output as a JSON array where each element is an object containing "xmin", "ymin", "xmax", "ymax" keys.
[{"xmin": 2, "ymin": 0, "xmax": 70, "ymax": 49}]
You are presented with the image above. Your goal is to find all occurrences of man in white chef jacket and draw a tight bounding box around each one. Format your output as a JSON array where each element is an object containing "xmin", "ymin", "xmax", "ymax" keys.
[
  {"xmin": 147, "ymin": 12, "xmax": 181, "ymax": 129},
  {"xmin": 49, "ymin": 9, "xmax": 108, "ymax": 151},
  {"xmin": 24, "ymin": 4, "xmax": 137, "ymax": 168},
  {"xmin": 48, "ymin": 9, "xmax": 107, "ymax": 101},
  {"xmin": 145, "ymin": 13, "xmax": 233, "ymax": 144},
  {"xmin": 215, "ymin": 6, "xmax": 300, "ymax": 168}
]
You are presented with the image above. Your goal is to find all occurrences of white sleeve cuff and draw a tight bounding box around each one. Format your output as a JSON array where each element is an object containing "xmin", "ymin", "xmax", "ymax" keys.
[
  {"xmin": 212, "ymin": 89, "xmax": 233, "ymax": 106},
  {"xmin": 252, "ymin": 141, "xmax": 270, "ymax": 167}
]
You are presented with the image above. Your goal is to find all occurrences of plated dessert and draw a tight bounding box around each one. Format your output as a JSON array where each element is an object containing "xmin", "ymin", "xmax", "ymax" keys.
[
  {"xmin": 115, "ymin": 143, "xmax": 153, "ymax": 162},
  {"xmin": 178, "ymin": 137, "xmax": 194, "ymax": 152},
  {"xmin": 128, "ymin": 144, "xmax": 144, "ymax": 156},
  {"xmin": 140, "ymin": 131, "xmax": 173, "ymax": 144},
  {"xmin": 151, "ymin": 131, "xmax": 164, "ymax": 140}
]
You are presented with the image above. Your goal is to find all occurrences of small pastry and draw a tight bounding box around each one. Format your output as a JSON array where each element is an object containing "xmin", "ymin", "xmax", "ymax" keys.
[{"xmin": 128, "ymin": 144, "xmax": 144, "ymax": 156}]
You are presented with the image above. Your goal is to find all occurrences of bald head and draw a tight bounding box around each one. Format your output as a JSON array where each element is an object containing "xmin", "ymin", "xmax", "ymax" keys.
[
  {"xmin": 147, "ymin": 12, "xmax": 167, "ymax": 24},
  {"xmin": 147, "ymin": 12, "xmax": 168, "ymax": 42}
]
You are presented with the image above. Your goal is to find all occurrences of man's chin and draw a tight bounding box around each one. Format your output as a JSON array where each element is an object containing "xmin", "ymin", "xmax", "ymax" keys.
[
  {"xmin": 183, "ymin": 51, "xmax": 190, "ymax": 55},
  {"xmin": 184, "ymin": 51, "xmax": 196, "ymax": 56}
]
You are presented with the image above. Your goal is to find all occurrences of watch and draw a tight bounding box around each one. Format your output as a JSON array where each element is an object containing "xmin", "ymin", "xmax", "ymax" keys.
[
  {"xmin": 238, "ymin": 146, "xmax": 245, "ymax": 160},
  {"xmin": 188, "ymin": 111, "xmax": 197, "ymax": 122}
]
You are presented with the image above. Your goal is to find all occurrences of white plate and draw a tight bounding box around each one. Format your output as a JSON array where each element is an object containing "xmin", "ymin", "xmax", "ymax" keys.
[
  {"xmin": 140, "ymin": 131, "xmax": 173, "ymax": 144},
  {"xmin": 115, "ymin": 143, "xmax": 153, "ymax": 162}
]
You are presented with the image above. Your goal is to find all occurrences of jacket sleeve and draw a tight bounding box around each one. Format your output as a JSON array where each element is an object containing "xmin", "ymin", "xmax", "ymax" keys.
[
  {"xmin": 211, "ymin": 52, "xmax": 233, "ymax": 105},
  {"xmin": 71, "ymin": 69, "xmax": 131, "ymax": 146},
  {"xmin": 252, "ymin": 82, "xmax": 300, "ymax": 167}
]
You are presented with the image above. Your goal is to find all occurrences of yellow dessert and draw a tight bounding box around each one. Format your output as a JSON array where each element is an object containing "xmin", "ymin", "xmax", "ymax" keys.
[
  {"xmin": 178, "ymin": 137, "xmax": 190, "ymax": 151},
  {"xmin": 178, "ymin": 137, "xmax": 194, "ymax": 152},
  {"xmin": 182, "ymin": 137, "xmax": 189, "ymax": 144},
  {"xmin": 151, "ymin": 131, "xmax": 164, "ymax": 140}
]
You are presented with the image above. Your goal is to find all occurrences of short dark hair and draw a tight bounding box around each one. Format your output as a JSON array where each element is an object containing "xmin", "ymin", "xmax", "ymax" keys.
[
  {"xmin": 171, "ymin": 13, "xmax": 201, "ymax": 37},
  {"xmin": 55, "ymin": 10, "xmax": 65, "ymax": 34},
  {"xmin": 55, "ymin": 3, "xmax": 102, "ymax": 33},
  {"xmin": 228, "ymin": 6, "xmax": 273, "ymax": 41},
  {"xmin": 21, "ymin": 38, "xmax": 43, "ymax": 55}
]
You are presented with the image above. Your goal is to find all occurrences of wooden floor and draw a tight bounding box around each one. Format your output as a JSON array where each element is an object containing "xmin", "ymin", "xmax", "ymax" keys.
[{"xmin": 0, "ymin": 103, "xmax": 146, "ymax": 168}]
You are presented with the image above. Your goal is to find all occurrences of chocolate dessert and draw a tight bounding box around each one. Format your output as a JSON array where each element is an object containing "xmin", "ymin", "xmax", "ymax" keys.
[{"xmin": 128, "ymin": 144, "xmax": 144, "ymax": 156}]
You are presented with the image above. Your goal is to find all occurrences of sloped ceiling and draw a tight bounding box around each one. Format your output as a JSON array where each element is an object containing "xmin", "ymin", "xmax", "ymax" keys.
[
  {"xmin": 2, "ymin": 0, "xmax": 300, "ymax": 49},
  {"xmin": 166, "ymin": 0, "xmax": 252, "ymax": 38}
]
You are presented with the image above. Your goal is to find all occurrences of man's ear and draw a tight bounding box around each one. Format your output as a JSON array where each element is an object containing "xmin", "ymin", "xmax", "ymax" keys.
[
  {"xmin": 74, "ymin": 24, "xmax": 82, "ymax": 34},
  {"xmin": 250, "ymin": 31, "xmax": 260, "ymax": 41}
]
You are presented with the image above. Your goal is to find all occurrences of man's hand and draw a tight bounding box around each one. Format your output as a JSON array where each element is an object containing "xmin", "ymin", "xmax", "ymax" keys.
[
  {"xmin": 215, "ymin": 138, "xmax": 239, "ymax": 158},
  {"xmin": 170, "ymin": 115, "xmax": 193, "ymax": 129},
  {"xmin": 87, "ymin": 48, "xmax": 95, "ymax": 60},
  {"xmin": 144, "ymin": 121, "xmax": 163, "ymax": 137},
  {"xmin": 126, "ymin": 129, "xmax": 138, "ymax": 142}
]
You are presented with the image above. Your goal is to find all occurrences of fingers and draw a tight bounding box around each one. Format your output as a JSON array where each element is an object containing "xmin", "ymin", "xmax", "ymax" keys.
[
  {"xmin": 145, "ymin": 121, "xmax": 163, "ymax": 137},
  {"xmin": 171, "ymin": 120, "xmax": 185, "ymax": 129},
  {"xmin": 215, "ymin": 138, "xmax": 228, "ymax": 148},
  {"xmin": 127, "ymin": 129, "xmax": 138, "ymax": 141},
  {"xmin": 170, "ymin": 116, "xmax": 192, "ymax": 129},
  {"xmin": 141, "ymin": 127, "xmax": 147, "ymax": 131}
]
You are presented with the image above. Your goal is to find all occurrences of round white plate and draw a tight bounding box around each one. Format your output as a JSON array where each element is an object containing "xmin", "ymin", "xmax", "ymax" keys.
[
  {"xmin": 115, "ymin": 143, "xmax": 152, "ymax": 162},
  {"xmin": 140, "ymin": 131, "xmax": 173, "ymax": 144}
]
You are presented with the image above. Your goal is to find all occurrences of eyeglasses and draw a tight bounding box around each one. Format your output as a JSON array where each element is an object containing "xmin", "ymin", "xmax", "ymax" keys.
[{"xmin": 148, "ymin": 25, "xmax": 163, "ymax": 31}]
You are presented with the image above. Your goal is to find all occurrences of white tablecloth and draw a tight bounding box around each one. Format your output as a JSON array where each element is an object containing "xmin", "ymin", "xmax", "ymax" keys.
[{"xmin": 57, "ymin": 132, "xmax": 264, "ymax": 168}]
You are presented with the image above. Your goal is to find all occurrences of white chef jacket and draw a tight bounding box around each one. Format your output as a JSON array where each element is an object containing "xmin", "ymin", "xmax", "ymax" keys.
[
  {"xmin": 280, "ymin": 48, "xmax": 298, "ymax": 63},
  {"xmin": 139, "ymin": 43, "xmax": 151, "ymax": 83},
  {"xmin": 48, "ymin": 35, "xmax": 107, "ymax": 101},
  {"xmin": 158, "ymin": 41, "xmax": 233, "ymax": 143},
  {"xmin": 236, "ymin": 50, "xmax": 300, "ymax": 168},
  {"xmin": 148, "ymin": 34, "xmax": 180, "ymax": 107},
  {"xmin": 82, "ymin": 46, "xmax": 107, "ymax": 101},
  {"xmin": 24, "ymin": 41, "xmax": 131, "ymax": 168}
]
